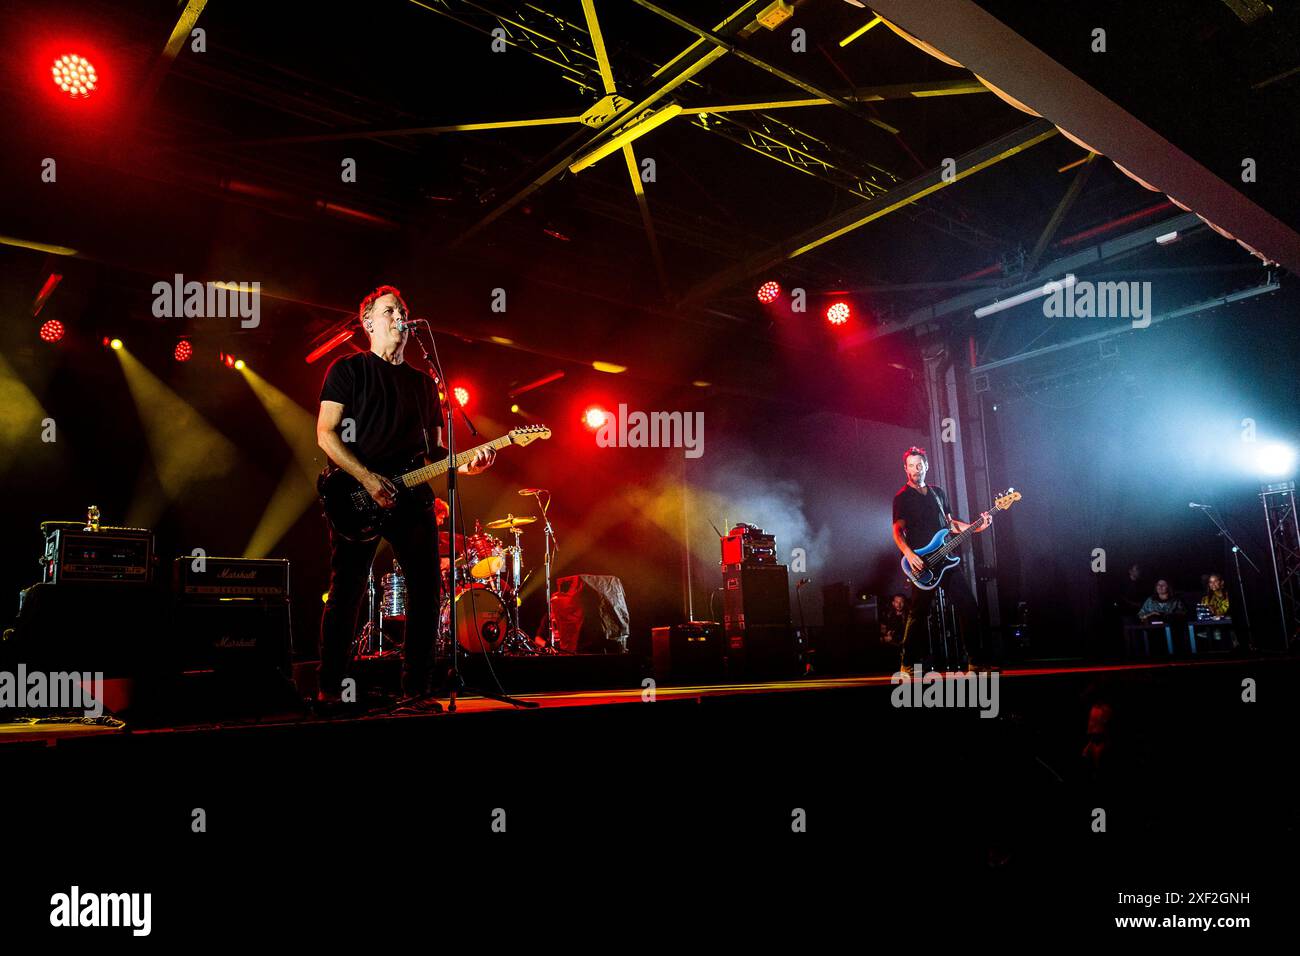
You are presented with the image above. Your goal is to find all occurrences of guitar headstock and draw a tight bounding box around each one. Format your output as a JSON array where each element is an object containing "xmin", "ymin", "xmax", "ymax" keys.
[
  {"xmin": 993, "ymin": 488, "xmax": 1022, "ymax": 511},
  {"xmin": 509, "ymin": 424, "xmax": 552, "ymax": 447}
]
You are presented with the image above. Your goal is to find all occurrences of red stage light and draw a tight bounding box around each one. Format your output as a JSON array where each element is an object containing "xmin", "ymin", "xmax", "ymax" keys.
[
  {"xmin": 39, "ymin": 319, "xmax": 65, "ymax": 343},
  {"xmin": 222, "ymin": 352, "xmax": 235, "ymax": 368},
  {"xmin": 51, "ymin": 54, "xmax": 98, "ymax": 98},
  {"xmin": 583, "ymin": 406, "xmax": 608, "ymax": 430},
  {"xmin": 453, "ymin": 386, "xmax": 470, "ymax": 408},
  {"xmin": 174, "ymin": 340, "xmax": 193, "ymax": 362},
  {"xmin": 826, "ymin": 301, "xmax": 851, "ymax": 325},
  {"xmin": 756, "ymin": 280, "xmax": 781, "ymax": 304}
]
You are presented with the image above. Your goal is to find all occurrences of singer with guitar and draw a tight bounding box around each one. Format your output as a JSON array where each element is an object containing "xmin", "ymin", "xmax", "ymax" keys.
[
  {"xmin": 315, "ymin": 285, "xmax": 495, "ymax": 707},
  {"xmin": 892, "ymin": 446, "xmax": 989, "ymax": 675}
]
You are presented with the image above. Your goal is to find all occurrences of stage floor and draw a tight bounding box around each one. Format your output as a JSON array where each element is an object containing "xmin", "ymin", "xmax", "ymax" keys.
[{"xmin": 0, "ymin": 654, "xmax": 1266, "ymax": 747}]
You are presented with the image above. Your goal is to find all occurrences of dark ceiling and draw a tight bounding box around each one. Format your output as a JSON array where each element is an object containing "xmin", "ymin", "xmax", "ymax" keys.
[{"xmin": 1, "ymin": 0, "xmax": 1293, "ymax": 421}]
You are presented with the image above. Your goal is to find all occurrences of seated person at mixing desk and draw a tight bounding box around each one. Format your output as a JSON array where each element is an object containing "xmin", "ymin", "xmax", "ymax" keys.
[
  {"xmin": 1198, "ymin": 574, "xmax": 1230, "ymax": 619},
  {"xmin": 1197, "ymin": 572, "xmax": 1239, "ymax": 650},
  {"xmin": 1138, "ymin": 579, "xmax": 1187, "ymax": 624}
]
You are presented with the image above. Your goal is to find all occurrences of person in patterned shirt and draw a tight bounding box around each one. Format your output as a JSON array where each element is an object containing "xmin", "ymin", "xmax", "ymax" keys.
[{"xmin": 1198, "ymin": 574, "xmax": 1230, "ymax": 618}]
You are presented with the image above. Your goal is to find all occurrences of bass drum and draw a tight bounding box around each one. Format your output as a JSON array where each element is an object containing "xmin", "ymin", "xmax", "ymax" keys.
[{"xmin": 439, "ymin": 585, "xmax": 508, "ymax": 654}]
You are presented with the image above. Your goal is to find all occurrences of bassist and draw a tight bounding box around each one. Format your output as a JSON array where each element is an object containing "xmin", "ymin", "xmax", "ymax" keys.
[
  {"xmin": 315, "ymin": 285, "xmax": 495, "ymax": 707},
  {"xmin": 891, "ymin": 446, "xmax": 987, "ymax": 675}
]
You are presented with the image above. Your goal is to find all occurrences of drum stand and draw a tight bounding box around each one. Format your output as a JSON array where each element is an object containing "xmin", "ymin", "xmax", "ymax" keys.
[
  {"xmin": 353, "ymin": 565, "xmax": 384, "ymax": 658},
  {"xmin": 499, "ymin": 524, "xmax": 535, "ymax": 654},
  {"xmin": 354, "ymin": 561, "xmax": 401, "ymax": 659}
]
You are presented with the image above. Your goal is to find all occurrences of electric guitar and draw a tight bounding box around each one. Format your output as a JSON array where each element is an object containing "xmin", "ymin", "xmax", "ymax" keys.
[
  {"xmin": 318, "ymin": 425, "xmax": 551, "ymax": 541},
  {"xmin": 901, "ymin": 488, "xmax": 1021, "ymax": 590}
]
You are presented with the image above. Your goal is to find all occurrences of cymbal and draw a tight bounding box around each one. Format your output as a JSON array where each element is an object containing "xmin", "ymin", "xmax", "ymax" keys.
[{"xmin": 485, "ymin": 515, "xmax": 537, "ymax": 530}]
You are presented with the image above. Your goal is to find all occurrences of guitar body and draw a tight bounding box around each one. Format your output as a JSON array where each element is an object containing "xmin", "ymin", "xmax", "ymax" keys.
[
  {"xmin": 318, "ymin": 456, "xmax": 432, "ymax": 542},
  {"xmin": 316, "ymin": 425, "xmax": 552, "ymax": 542},
  {"xmin": 902, "ymin": 529, "xmax": 961, "ymax": 590},
  {"xmin": 897, "ymin": 489, "xmax": 1022, "ymax": 591}
]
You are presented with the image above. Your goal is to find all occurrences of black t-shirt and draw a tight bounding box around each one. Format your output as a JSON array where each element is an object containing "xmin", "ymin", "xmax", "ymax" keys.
[
  {"xmin": 320, "ymin": 352, "xmax": 440, "ymax": 473},
  {"xmin": 892, "ymin": 483, "xmax": 951, "ymax": 550}
]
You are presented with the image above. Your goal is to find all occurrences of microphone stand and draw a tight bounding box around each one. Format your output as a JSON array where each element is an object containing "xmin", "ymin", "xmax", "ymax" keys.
[
  {"xmin": 526, "ymin": 490, "xmax": 558, "ymax": 652},
  {"xmin": 1193, "ymin": 503, "xmax": 1258, "ymax": 649},
  {"xmin": 407, "ymin": 321, "xmax": 535, "ymax": 711}
]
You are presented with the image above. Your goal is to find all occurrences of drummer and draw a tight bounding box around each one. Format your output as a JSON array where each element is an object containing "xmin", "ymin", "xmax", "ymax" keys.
[{"xmin": 435, "ymin": 497, "xmax": 450, "ymax": 578}]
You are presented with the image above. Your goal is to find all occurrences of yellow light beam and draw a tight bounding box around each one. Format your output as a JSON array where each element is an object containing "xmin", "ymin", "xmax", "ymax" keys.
[
  {"xmin": 0, "ymin": 351, "xmax": 49, "ymax": 477},
  {"xmin": 114, "ymin": 347, "xmax": 237, "ymax": 527},
  {"xmin": 240, "ymin": 366, "xmax": 322, "ymax": 558}
]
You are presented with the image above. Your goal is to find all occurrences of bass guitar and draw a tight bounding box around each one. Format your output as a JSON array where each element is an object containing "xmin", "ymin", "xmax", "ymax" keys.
[{"xmin": 901, "ymin": 488, "xmax": 1021, "ymax": 590}]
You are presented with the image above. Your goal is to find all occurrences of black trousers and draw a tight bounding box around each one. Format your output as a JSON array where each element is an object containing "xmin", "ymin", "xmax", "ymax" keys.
[
  {"xmin": 900, "ymin": 569, "xmax": 978, "ymax": 670},
  {"xmin": 319, "ymin": 501, "xmax": 440, "ymax": 698}
]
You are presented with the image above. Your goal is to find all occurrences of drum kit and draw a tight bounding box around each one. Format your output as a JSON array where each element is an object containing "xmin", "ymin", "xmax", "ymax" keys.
[{"xmin": 352, "ymin": 493, "xmax": 556, "ymax": 661}]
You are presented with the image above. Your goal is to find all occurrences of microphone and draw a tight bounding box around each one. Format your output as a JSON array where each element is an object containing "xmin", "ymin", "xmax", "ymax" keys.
[
  {"xmin": 518, "ymin": 488, "xmax": 548, "ymax": 496},
  {"xmin": 394, "ymin": 317, "xmax": 429, "ymax": 333},
  {"xmin": 1189, "ymin": 502, "xmax": 1211, "ymax": 509}
]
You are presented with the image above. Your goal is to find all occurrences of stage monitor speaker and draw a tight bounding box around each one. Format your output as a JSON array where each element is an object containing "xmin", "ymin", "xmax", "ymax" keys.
[
  {"xmin": 1, "ymin": 582, "xmax": 169, "ymax": 715},
  {"xmin": 4, "ymin": 581, "xmax": 165, "ymax": 675},
  {"xmin": 547, "ymin": 574, "xmax": 630, "ymax": 654},
  {"xmin": 651, "ymin": 622, "xmax": 724, "ymax": 683}
]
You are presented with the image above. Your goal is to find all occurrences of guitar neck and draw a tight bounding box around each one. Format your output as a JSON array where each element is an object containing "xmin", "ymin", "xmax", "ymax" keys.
[
  {"xmin": 397, "ymin": 435, "xmax": 512, "ymax": 488},
  {"xmin": 940, "ymin": 511, "xmax": 992, "ymax": 554}
]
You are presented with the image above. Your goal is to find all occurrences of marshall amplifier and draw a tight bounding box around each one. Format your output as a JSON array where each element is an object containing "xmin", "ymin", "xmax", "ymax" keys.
[
  {"xmin": 41, "ymin": 521, "xmax": 154, "ymax": 584},
  {"xmin": 174, "ymin": 556, "xmax": 290, "ymax": 600},
  {"xmin": 171, "ymin": 558, "xmax": 293, "ymax": 707}
]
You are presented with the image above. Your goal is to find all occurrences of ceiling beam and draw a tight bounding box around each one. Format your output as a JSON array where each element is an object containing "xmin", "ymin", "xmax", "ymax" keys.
[
  {"xmin": 580, "ymin": 0, "xmax": 670, "ymax": 298},
  {"xmin": 970, "ymin": 278, "xmax": 1280, "ymax": 375},
  {"xmin": 137, "ymin": 0, "xmax": 209, "ymax": 109},
  {"xmin": 870, "ymin": 0, "xmax": 1300, "ymax": 274},
  {"xmin": 630, "ymin": 0, "xmax": 900, "ymax": 135},
  {"xmin": 1023, "ymin": 152, "xmax": 1095, "ymax": 275},
  {"xmin": 683, "ymin": 120, "xmax": 1057, "ymax": 305},
  {"xmin": 447, "ymin": 1, "xmax": 768, "ymax": 247},
  {"xmin": 840, "ymin": 211, "xmax": 1202, "ymax": 346}
]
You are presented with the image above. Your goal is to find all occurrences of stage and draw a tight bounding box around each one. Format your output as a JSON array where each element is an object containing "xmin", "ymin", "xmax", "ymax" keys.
[{"xmin": 4, "ymin": 0, "xmax": 1299, "ymax": 938}]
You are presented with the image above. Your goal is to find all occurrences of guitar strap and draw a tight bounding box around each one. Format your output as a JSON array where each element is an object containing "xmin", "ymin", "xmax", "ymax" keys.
[{"xmin": 930, "ymin": 486, "xmax": 949, "ymax": 533}]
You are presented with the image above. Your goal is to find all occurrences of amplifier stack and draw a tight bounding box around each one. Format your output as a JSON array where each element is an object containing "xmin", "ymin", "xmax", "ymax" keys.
[{"xmin": 720, "ymin": 523, "xmax": 800, "ymax": 678}]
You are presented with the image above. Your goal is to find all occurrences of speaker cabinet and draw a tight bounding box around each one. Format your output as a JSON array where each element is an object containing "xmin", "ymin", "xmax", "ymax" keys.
[
  {"xmin": 722, "ymin": 565, "xmax": 798, "ymax": 677},
  {"xmin": 651, "ymin": 622, "xmax": 725, "ymax": 683}
]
